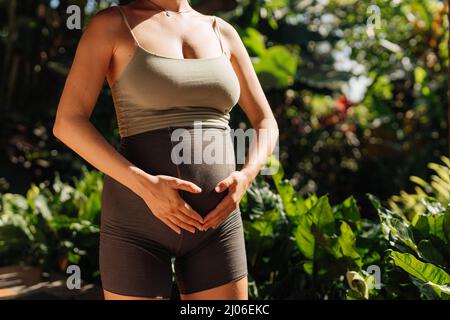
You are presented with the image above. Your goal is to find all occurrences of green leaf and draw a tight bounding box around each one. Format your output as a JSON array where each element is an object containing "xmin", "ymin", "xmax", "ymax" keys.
[
  {"xmin": 272, "ymin": 158, "xmax": 311, "ymax": 218},
  {"xmin": 294, "ymin": 214, "xmax": 315, "ymax": 260},
  {"xmin": 390, "ymin": 251, "xmax": 450, "ymax": 299},
  {"xmin": 310, "ymin": 196, "xmax": 335, "ymax": 236},
  {"xmin": 444, "ymin": 209, "xmax": 450, "ymax": 243},
  {"xmin": 338, "ymin": 221, "xmax": 362, "ymax": 267},
  {"xmin": 413, "ymin": 208, "xmax": 447, "ymax": 243},
  {"xmin": 335, "ymin": 196, "xmax": 361, "ymax": 230},
  {"xmin": 417, "ymin": 240, "xmax": 446, "ymax": 266},
  {"xmin": 303, "ymin": 261, "xmax": 313, "ymax": 275},
  {"xmin": 251, "ymin": 210, "xmax": 280, "ymax": 237},
  {"xmin": 79, "ymin": 191, "xmax": 101, "ymax": 222},
  {"xmin": 369, "ymin": 194, "xmax": 417, "ymax": 251},
  {"xmin": 254, "ymin": 45, "xmax": 298, "ymax": 89},
  {"xmin": 242, "ymin": 27, "xmax": 266, "ymax": 57}
]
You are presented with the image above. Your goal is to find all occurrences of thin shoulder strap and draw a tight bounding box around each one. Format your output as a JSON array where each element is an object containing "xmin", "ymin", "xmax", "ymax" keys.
[
  {"xmin": 116, "ymin": 6, "xmax": 139, "ymax": 46},
  {"xmin": 213, "ymin": 16, "xmax": 225, "ymax": 55}
]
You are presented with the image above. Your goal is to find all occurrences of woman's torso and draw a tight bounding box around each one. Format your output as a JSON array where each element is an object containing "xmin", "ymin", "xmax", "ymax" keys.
[{"xmin": 110, "ymin": 6, "xmax": 241, "ymax": 138}]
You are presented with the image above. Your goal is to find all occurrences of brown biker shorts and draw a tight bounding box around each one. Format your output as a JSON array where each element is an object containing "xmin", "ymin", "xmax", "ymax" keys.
[{"xmin": 99, "ymin": 125, "xmax": 248, "ymax": 298}]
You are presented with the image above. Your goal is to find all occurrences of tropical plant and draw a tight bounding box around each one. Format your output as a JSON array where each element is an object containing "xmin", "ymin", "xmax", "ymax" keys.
[
  {"xmin": 0, "ymin": 166, "xmax": 103, "ymax": 281},
  {"xmin": 388, "ymin": 156, "xmax": 450, "ymax": 221},
  {"xmin": 241, "ymin": 159, "xmax": 386, "ymax": 299},
  {"xmin": 370, "ymin": 192, "xmax": 450, "ymax": 299}
]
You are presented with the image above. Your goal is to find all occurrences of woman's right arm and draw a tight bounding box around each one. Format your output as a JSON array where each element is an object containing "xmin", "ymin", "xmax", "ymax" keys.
[{"xmin": 52, "ymin": 7, "xmax": 203, "ymax": 234}]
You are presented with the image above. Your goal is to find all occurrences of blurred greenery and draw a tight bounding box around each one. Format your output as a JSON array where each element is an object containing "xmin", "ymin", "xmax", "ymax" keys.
[{"xmin": 0, "ymin": 0, "xmax": 448, "ymax": 299}]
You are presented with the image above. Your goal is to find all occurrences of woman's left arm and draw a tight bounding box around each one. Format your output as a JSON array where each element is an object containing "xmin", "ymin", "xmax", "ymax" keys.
[{"xmin": 203, "ymin": 18, "xmax": 279, "ymax": 230}]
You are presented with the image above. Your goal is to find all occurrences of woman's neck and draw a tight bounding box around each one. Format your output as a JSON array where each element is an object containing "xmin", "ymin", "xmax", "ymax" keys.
[{"xmin": 143, "ymin": 0, "xmax": 191, "ymax": 12}]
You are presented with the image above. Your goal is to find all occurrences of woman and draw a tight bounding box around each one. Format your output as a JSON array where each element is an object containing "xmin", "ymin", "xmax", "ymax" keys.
[{"xmin": 53, "ymin": 0, "xmax": 278, "ymax": 300}]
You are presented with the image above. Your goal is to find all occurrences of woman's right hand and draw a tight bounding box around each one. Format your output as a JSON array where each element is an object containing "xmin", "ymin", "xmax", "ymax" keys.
[{"xmin": 134, "ymin": 172, "xmax": 205, "ymax": 234}]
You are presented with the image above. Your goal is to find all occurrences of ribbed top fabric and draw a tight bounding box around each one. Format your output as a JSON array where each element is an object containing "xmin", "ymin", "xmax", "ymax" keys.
[{"xmin": 111, "ymin": 6, "xmax": 241, "ymax": 137}]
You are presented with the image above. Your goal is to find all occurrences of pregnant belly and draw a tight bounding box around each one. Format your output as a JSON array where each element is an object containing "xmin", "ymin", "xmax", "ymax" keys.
[{"xmin": 117, "ymin": 126, "xmax": 236, "ymax": 217}]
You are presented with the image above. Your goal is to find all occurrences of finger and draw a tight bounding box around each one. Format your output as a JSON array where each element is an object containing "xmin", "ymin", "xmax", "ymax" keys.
[
  {"xmin": 177, "ymin": 201, "xmax": 204, "ymax": 224},
  {"xmin": 215, "ymin": 175, "xmax": 236, "ymax": 193},
  {"xmin": 160, "ymin": 217, "xmax": 181, "ymax": 234},
  {"xmin": 203, "ymin": 196, "xmax": 233, "ymax": 223},
  {"xmin": 169, "ymin": 178, "xmax": 202, "ymax": 193},
  {"xmin": 203, "ymin": 200, "xmax": 239, "ymax": 229},
  {"xmin": 175, "ymin": 209, "xmax": 204, "ymax": 231},
  {"xmin": 169, "ymin": 215, "xmax": 196, "ymax": 234},
  {"xmin": 203, "ymin": 209, "xmax": 230, "ymax": 230},
  {"xmin": 203, "ymin": 207, "xmax": 233, "ymax": 231}
]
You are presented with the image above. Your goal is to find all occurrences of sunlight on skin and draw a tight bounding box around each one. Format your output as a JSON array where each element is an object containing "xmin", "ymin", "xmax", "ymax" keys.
[
  {"xmin": 180, "ymin": 276, "xmax": 248, "ymax": 300},
  {"xmin": 103, "ymin": 290, "xmax": 169, "ymax": 300},
  {"xmin": 102, "ymin": 276, "xmax": 248, "ymax": 300}
]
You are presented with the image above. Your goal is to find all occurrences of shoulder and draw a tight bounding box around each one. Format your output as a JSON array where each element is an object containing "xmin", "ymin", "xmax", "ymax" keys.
[
  {"xmin": 212, "ymin": 16, "xmax": 246, "ymax": 57},
  {"xmin": 83, "ymin": 5, "xmax": 123, "ymax": 35},
  {"xmin": 78, "ymin": 5, "xmax": 126, "ymax": 52},
  {"xmin": 213, "ymin": 16, "xmax": 242, "ymax": 46},
  {"xmin": 214, "ymin": 16, "xmax": 239, "ymax": 37}
]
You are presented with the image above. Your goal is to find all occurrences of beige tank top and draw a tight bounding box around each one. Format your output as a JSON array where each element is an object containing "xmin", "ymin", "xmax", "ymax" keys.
[{"xmin": 111, "ymin": 6, "xmax": 241, "ymax": 138}]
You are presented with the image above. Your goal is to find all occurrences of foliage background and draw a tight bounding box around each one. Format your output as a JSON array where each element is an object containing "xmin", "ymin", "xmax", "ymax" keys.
[{"xmin": 0, "ymin": 0, "xmax": 448, "ymax": 299}]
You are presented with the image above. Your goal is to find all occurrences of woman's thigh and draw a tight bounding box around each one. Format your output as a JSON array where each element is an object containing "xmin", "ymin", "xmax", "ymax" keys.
[
  {"xmin": 179, "ymin": 276, "xmax": 248, "ymax": 300},
  {"xmin": 103, "ymin": 290, "xmax": 169, "ymax": 300}
]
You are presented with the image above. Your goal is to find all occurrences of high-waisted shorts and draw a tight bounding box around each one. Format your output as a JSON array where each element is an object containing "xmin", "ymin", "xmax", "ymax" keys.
[{"xmin": 99, "ymin": 125, "xmax": 248, "ymax": 298}]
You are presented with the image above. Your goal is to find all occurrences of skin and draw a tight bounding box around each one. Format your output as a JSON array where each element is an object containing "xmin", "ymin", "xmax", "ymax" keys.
[{"xmin": 53, "ymin": 0, "xmax": 278, "ymax": 300}]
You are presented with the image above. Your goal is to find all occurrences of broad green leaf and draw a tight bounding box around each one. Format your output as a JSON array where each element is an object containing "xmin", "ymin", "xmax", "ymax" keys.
[
  {"xmin": 310, "ymin": 196, "xmax": 335, "ymax": 235},
  {"xmin": 294, "ymin": 214, "xmax": 315, "ymax": 259},
  {"xmin": 413, "ymin": 209, "xmax": 447, "ymax": 243},
  {"xmin": 303, "ymin": 261, "xmax": 313, "ymax": 276},
  {"xmin": 369, "ymin": 194, "xmax": 417, "ymax": 251},
  {"xmin": 417, "ymin": 240, "xmax": 446, "ymax": 266},
  {"xmin": 390, "ymin": 251, "xmax": 450, "ymax": 299},
  {"xmin": 254, "ymin": 45, "xmax": 298, "ymax": 89},
  {"xmin": 79, "ymin": 191, "xmax": 101, "ymax": 221},
  {"xmin": 242, "ymin": 28, "xmax": 266, "ymax": 57},
  {"xmin": 272, "ymin": 158, "xmax": 310, "ymax": 217},
  {"xmin": 334, "ymin": 196, "xmax": 361, "ymax": 229},
  {"xmin": 338, "ymin": 222, "xmax": 362, "ymax": 267},
  {"xmin": 444, "ymin": 209, "xmax": 450, "ymax": 243},
  {"xmin": 251, "ymin": 210, "xmax": 280, "ymax": 237}
]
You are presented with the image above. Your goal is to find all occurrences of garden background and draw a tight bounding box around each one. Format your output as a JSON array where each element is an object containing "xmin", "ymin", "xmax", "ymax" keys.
[{"xmin": 0, "ymin": 0, "xmax": 449, "ymax": 299}]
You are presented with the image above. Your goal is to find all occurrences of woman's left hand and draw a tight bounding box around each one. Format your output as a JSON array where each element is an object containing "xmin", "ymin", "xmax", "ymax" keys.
[{"xmin": 203, "ymin": 170, "xmax": 253, "ymax": 230}]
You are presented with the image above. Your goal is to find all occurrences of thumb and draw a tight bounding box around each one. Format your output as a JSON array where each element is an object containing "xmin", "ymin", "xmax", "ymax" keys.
[
  {"xmin": 215, "ymin": 175, "xmax": 234, "ymax": 193},
  {"xmin": 170, "ymin": 178, "xmax": 202, "ymax": 193}
]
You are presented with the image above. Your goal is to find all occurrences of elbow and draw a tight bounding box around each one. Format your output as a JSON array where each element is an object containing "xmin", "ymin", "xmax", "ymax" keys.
[
  {"xmin": 52, "ymin": 118, "xmax": 63, "ymax": 140},
  {"xmin": 268, "ymin": 116, "xmax": 279, "ymax": 135},
  {"xmin": 53, "ymin": 113, "xmax": 89, "ymax": 142},
  {"xmin": 272, "ymin": 117, "xmax": 279, "ymax": 131},
  {"xmin": 52, "ymin": 116, "xmax": 70, "ymax": 141}
]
